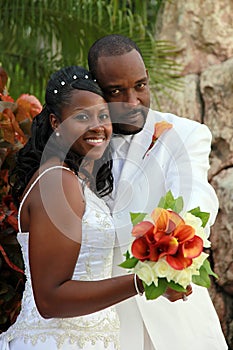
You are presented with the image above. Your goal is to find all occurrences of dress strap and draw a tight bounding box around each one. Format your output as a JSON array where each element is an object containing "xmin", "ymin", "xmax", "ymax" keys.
[{"xmin": 18, "ymin": 165, "xmax": 73, "ymax": 233}]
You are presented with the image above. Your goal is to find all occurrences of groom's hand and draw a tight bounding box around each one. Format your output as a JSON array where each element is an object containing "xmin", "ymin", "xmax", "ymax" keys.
[{"xmin": 162, "ymin": 284, "xmax": 192, "ymax": 302}]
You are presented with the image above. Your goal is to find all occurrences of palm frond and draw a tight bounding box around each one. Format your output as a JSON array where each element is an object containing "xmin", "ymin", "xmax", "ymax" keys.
[{"xmin": 0, "ymin": 0, "xmax": 180, "ymax": 105}]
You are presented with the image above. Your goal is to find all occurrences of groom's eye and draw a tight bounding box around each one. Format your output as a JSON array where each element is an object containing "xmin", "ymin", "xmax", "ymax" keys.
[{"xmin": 110, "ymin": 88, "xmax": 121, "ymax": 96}]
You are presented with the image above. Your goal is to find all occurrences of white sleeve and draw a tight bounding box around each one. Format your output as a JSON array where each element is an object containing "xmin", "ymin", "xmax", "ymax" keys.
[{"xmin": 164, "ymin": 121, "xmax": 219, "ymax": 228}]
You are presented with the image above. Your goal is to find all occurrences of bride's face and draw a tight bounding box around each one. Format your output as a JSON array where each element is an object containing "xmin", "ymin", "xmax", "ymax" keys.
[{"xmin": 57, "ymin": 89, "xmax": 112, "ymax": 161}]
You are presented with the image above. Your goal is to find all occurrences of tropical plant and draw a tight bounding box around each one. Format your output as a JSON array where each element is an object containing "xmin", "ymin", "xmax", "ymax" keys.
[
  {"xmin": 0, "ymin": 68, "xmax": 42, "ymax": 333},
  {"xmin": 0, "ymin": 0, "xmax": 180, "ymax": 103},
  {"xmin": 0, "ymin": 192, "xmax": 25, "ymax": 333}
]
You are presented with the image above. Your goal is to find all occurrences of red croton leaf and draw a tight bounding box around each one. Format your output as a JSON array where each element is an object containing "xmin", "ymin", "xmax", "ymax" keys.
[{"xmin": 0, "ymin": 245, "xmax": 24, "ymax": 274}]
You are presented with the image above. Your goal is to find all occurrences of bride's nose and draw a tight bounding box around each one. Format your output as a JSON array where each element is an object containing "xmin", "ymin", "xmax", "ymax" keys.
[{"xmin": 88, "ymin": 123, "xmax": 105, "ymax": 132}]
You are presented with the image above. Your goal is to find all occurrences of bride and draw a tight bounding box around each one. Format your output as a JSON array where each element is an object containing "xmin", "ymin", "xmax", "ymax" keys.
[{"xmin": 0, "ymin": 65, "xmax": 146, "ymax": 350}]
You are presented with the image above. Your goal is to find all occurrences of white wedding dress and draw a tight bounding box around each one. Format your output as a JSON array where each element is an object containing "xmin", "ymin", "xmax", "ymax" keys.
[{"xmin": 0, "ymin": 166, "xmax": 120, "ymax": 350}]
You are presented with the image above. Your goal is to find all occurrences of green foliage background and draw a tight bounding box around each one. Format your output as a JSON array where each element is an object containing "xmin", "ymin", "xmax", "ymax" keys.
[{"xmin": 0, "ymin": 0, "xmax": 180, "ymax": 104}]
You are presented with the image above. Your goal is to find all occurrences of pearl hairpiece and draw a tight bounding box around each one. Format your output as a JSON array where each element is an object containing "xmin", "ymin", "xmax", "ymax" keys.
[{"xmin": 53, "ymin": 73, "xmax": 94, "ymax": 94}]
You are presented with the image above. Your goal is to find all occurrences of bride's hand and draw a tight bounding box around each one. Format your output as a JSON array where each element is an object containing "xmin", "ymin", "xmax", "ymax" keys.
[{"xmin": 162, "ymin": 284, "xmax": 192, "ymax": 302}]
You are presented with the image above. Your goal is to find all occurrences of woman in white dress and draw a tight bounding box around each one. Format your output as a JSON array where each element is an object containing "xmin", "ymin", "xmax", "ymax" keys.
[{"xmin": 0, "ymin": 66, "xmax": 145, "ymax": 350}]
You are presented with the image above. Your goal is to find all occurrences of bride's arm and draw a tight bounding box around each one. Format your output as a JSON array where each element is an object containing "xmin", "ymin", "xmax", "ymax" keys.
[{"xmin": 27, "ymin": 168, "xmax": 141, "ymax": 319}]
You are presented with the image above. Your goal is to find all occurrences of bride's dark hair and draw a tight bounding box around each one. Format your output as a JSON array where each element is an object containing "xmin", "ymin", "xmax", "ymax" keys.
[{"xmin": 10, "ymin": 65, "xmax": 113, "ymax": 207}]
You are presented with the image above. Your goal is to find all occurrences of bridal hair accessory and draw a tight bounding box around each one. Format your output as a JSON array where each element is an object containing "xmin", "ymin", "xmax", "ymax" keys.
[
  {"xmin": 53, "ymin": 73, "xmax": 91, "ymax": 94},
  {"xmin": 120, "ymin": 191, "xmax": 218, "ymax": 300}
]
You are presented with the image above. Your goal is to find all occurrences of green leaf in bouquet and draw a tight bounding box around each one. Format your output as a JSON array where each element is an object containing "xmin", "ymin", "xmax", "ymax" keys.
[
  {"xmin": 167, "ymin": 280, "xmax": 186, "ymax": 293},
  {"xmin": 192, "ymin": 264, "xmax": 211, "ymax": 288},
  {"xmin": 130, "ymin": 212, "xmax": 147, "ymax": 226},
  {"xmin": 124, "ymin": 250, "xmax": 130, "ymax": 260},
  {"xmin": 202, "ymin": 259, "xmax": 218, "ymax": 279},
  {"xmin": 118, "ymin": 256, "xmax": 138, "ymax": 269},
  {"xmin": 144, "ymin": 278, "xmax": 167, "ymax": 300},
  {"xmin": 188, "ymin": 207, "xmax": 210, "ymax": 228},
  {"xmin": 157, "ymin": 190, "xmax": 183, "ymax": 213}
]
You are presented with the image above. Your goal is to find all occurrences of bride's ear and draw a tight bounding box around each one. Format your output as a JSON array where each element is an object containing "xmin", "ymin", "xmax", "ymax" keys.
[{"xmin": 49, "ymin": 113, "xmax": 60, "ymax": 132}]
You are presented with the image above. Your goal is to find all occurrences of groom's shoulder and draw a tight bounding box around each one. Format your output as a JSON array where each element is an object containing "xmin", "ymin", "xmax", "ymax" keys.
[{"xmin": 149, "ymin": 109, "xmax": 210, "ymax": 134}]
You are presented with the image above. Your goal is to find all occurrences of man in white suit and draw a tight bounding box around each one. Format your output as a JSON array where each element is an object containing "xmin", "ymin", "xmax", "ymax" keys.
[{"xmin": 88, "ymin": 34, "xmax": 228, "ymax": 350}]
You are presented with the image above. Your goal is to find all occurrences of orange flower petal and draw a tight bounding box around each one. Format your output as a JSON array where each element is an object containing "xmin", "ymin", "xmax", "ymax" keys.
[
  {"xmin": 173, "ymin": 224, "xmax": 195, "ymax": 243},
  {"xmin": 132, "ymin": 221, "xmax": 154, "ymax": 238},
  {"xmin": 152, "ymin": 209, "xmax": 184, "ymax": 232},
  {"xmin": 166, "ymin": 248, "xmax": 193, "ymax": 270},
  {"xmin": 154, "ymin": 121, "xmax": 173, "ymax": 140},
  {"xmin": 182, "ymin": 236, "xmax": 203, "ymax": 258},
  {"xmin": 154, "ymin": 236, "xmax": 178, "ymax": 259},
  {"xmin": 131, "ymin": 237, "xmax": 150, "ymax": 261},
  {"xmin": 167, "ymin": 210, "xmax": 184, "ymax": 227},
  {"xmin": 151, "ymin": 208, "xmax": 169, "ymax": 231}
]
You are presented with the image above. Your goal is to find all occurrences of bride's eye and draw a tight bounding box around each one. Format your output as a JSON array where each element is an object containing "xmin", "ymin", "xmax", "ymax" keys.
[
  {"xmin": 99, "ymin": 113, "xmax": 110, "ymax": 122},
  {"xmin": 74, "ymin": 113, "xmax": 89, "ymax": 121}
]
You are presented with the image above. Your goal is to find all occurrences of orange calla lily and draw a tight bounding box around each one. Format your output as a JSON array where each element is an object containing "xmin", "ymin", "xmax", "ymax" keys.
[
  {"xmin": 151, "ymin": 208, "xmax": 184, "ymax": 239},
  {"xmin": 172, "ymin": 224, "xmax": 195, "ymax": 244},
  {"xmin": 166, "ymin": 246, "xmax": 193, "ymax": 270},
  {"xmin": 132, "ymin": 221, "xmax": 154, "ymax": 238},
  {"xmin": 131, "ymin": 236, "xmax": 150, "ymax": 261},
  {"xmin": 143, "ymin": 121, "xmax": 173, "ymax": 158},
  {"xmin": 153, "ymin": 121, "xmax": 173, "ymax": 140},
  {"xmin": 151, "ymin": 208, "xmax": 169, "ymax": 232},
  {"xmin": 150, "ymin": 236, "xmax": 178, "ymax": 261},
  {"xmin": 182, "ymin": 236, "xmax": 203, "ymax": 258}
]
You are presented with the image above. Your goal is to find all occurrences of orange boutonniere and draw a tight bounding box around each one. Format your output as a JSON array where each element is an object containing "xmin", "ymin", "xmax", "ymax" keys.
[{"xmin": 143, "ymin": 121, "xmax": 173, "ymax": 158}]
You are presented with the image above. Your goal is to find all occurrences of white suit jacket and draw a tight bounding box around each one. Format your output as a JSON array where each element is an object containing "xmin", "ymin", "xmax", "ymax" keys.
[{"xmin": 108, "ymin": 110, "xmax": 228, "ymax": 350}]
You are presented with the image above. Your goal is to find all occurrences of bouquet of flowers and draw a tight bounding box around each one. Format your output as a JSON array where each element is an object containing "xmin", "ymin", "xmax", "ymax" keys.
[{"xmin": 120, "ymin": 191, "xmax": 218, "ymax": 300}]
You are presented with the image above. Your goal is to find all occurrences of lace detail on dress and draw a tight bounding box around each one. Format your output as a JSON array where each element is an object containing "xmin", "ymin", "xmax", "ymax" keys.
[
  {"xmin": 4, "ymin": 308, "xmax": 120, "ymax": 349},
  {"xmin": 1, "ymin": 173, "xmax": 120, "ymax": 349}
]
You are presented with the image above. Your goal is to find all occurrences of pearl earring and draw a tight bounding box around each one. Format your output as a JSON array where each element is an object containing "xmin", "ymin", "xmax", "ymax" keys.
[{"xmin": 55, "ymin": 130, "xmax": 60, "ymax": 137}]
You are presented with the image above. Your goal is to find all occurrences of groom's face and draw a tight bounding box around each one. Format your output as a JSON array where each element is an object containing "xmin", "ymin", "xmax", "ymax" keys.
[{"xmin": 95, "ymin": 49, "xmax": 150, "ymax": 135}]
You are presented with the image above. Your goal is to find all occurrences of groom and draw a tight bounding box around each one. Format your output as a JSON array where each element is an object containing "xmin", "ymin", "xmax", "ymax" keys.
[{"xmin": 88, "ymin": 34, "xmax": 228, "ymax": 350}]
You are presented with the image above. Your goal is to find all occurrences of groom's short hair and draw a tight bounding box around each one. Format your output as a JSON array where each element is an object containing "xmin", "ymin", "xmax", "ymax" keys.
[{"xmin": 88, "ymin": 34, "xmax": 142, "ymax": 78}]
